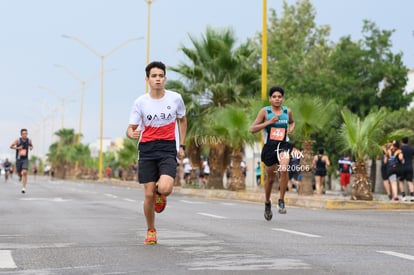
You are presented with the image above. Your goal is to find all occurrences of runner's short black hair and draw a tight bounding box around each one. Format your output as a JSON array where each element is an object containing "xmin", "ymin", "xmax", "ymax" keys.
[
  {"xmin": 269, "ymin": 86, "xmax": 284, "ymax": 97},
  {"xmin": 318, "ymin": 147, "xmax": 324, "ymax": 154},
  {"xmin": 145, "ymin": 61, "xmax": 166, "ymax": 77}
]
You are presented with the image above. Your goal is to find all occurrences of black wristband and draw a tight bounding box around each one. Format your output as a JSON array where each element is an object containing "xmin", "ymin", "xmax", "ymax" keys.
[{"xmin": 180, "ymin": 144, "xmax": 186, "ymax": 150}]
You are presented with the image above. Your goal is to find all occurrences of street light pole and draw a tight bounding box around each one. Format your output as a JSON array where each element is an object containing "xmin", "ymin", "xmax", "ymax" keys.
[
  {"xmin": 260, "ymin": 0, "xmax": 268, "ymax": 186},
  {"xmin": 38, "ymin": 85, "xmax": 74, "ymax": 129},
  {"xmin": 54, "ymin": 64, "xmax": 101, "ymax": 144},
  {"xmin": 62, "ymin": 35, "xmax": 143, "ymax": 180},
  {"xmin": 145, "ymin": 0, "xmax": 156, "ymax": 93}
]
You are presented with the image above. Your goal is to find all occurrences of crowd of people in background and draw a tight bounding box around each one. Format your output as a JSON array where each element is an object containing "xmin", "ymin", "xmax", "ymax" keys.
[
  {"xmin": 381, "ymin": 138, "xmax": 414, "ymax": 201},
  {"xmin": 240, "ymin": 137, "xmax": 414, "ymax": 203},
  {"xmin": 3, "ymin": 138, "xmax": 414, "ymax": 203}
]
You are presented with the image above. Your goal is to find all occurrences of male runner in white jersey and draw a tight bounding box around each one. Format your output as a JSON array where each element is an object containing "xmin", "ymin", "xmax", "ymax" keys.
[{"xmin": 126, "ymin": 61, "xmax": 187, "ymax": 245}]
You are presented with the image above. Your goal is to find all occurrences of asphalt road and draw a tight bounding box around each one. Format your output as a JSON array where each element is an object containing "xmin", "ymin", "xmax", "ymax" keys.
[{"xmin": 1, "ymin": 176, "xmax": 413, "ymax": 274}]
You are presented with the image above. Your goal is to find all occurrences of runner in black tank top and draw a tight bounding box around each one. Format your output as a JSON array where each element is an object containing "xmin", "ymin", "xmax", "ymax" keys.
[{"xmin": 312, "ymin": 147, "xmax": 330, "ymax": 195}]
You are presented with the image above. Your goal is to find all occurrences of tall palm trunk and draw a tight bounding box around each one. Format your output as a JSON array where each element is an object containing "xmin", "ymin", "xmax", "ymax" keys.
[
  {"xmin": 208, "ymin": 143, "xmax": 231, "ymax": 189},
  {"xmin": 299, "ymin": 139, "xmax": 314, "ymax": 195},
  {"xmin": 187, "ymin": 138, "xmax": 202, "ymax": 185},
  {"xmin": 369, "ymin": 158, "xmax": 377, "ymax": 192},
  {"xmin": 351, "ymin": 159, "xmax": 373, "ymax": 200},
  {"xmin": 227, "ymin": 148, "xmax": 245, "ymax": 191}
]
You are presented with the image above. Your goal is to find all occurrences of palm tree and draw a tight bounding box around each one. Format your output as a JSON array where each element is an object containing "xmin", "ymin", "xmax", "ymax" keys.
[
  {"xmin": 168, "ymin": 26, "xmax": 260, "ymax": 188},
  {"xmin": 117, "ymin": 138, "xmax": 138, "ymax": 181},
  {"xmin": 287, "ymin": 95, "xmax": 337, "ymax": 195},
  {"xmin": 338, "ymin": 108, "xmax": 412, "ymax": 200},
  {"xmin": 207, "ymin": 105, "xmax": 257, "ymax": 190},
  {"xmin": 48, "ymin": 128, "xmax": 79, "ymax": 179}
]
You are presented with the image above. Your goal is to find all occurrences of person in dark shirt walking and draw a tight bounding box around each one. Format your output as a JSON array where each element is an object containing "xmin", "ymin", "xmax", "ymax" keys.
[
  {"xmin": 313, "ymin": 147, "xmax": 330, "ymax": 195},
  {"xmin": 384, "ymin": 140, "xmax": 404, "ymax": 201},
  {"xmin": 398, "ymin": 137, "xmax": 414, "ymax": 201}
]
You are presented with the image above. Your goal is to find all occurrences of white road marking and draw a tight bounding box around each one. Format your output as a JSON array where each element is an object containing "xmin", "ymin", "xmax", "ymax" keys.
[
  {"xmin": 180, "ymin": 200, "xmax": 206, "ymax": 204},
  {"xmin": 123, "ymin": 198, "xmax": 136, "ymax": 202},
  {"xmin": 197, "ymin": 212, "xmax": 226, "ymax": 219},
  {"xmin": 272, "ymin": 228, "xmax": 322, "ymax": 238},
  {"xmin": 0, "ymin": 250, "xmax": 17, "ymax": 269},
  {"xmin": 221, "ymin": 202, "xmax": 236, "ymax": 206},
  {"xmin": 104, "ymin": 193, "xmax": 118, "ymax": 198},
  {"xmin": 20, "ymin": 197, "xmax": 70, "ymax": 202},
  {"xmin": 377, "ymin": 250, "xmax": 414, "ymax": 261}
]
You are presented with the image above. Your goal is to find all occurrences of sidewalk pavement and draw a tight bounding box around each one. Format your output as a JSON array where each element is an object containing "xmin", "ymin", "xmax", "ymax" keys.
[
  {"xmin": 101, "ymin": 179, "xmax": 414, "ymax": 210},
  {"xmin": 175, "ymin": 186, "xmax": 414, "ymax": 210}
]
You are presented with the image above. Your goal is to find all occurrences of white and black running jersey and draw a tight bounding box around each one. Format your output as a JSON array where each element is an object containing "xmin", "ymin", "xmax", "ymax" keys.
[{"xmin": 129, "ymin": 90, "xmax": 186, "ymax": 159}]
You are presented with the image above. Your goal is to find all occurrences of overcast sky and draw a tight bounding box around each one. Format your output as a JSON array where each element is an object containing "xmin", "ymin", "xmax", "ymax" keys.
[{"xmin": 1, "ymin": 0, "xmax": 413, "ymax": 159}]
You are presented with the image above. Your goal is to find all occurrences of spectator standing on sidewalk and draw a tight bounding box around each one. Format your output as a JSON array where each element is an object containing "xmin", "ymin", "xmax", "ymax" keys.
[
  {"xmin": 200, "ymin": 158, "xmax": 210, "ymax": 187},
  {"xmin": 240, "ymin": 160, "xmax": 247, "ymax": 178},
  {"xmin": 255, "ymin": 161, "xmax": 262, "ymax": 186},
  {"xmin": 381, "ymin": 141, "xmax": 393, "ymax": 200},
  {"xmin": 338, "ymin": 153, "xmax": 353, "ymax": 196},
  {"xmin": 288, "ymin": 141, "xmax": 302, "ymax": 192},
  {"xmin": 250, "ymin": 86, "xmax": 295, "ymax": 221},
  {"xmin": 117, "ymin": 167, "xmax": 124, "ymax": 180},
  {"xmin": 126, "ymin": 61, "xmax": 187, "ymax": 245},
  {"xmin": 384, "ymin": 140, "xmax": 404, "ymax": 201},
  {"xmin": 182, "ymin": 157, "xmax": 192, "ymax": 185},
  {"xmin": 313, "ymin": 147, "xmax": 330, "ymax": 195},
  {"xmin": 105, "ymin": 165, "xmax": 112, "ymax": 179},
  {"xmin": 398, "ymin": 137, "xmax": 414, "ymax": 201}
]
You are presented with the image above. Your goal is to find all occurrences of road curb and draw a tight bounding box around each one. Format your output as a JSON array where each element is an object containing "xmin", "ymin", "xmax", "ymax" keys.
[
  {"xmin": 78, "ymin": 179, "xmax": 414, "ymax": 210},
  {"xmin": 174, "ymin": 187, "xmax": 414, "ymax": 210}
]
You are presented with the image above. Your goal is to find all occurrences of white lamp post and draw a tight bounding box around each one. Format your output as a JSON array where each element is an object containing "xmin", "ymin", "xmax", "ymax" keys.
[
  {"xmin": 38, "ymin": 85, "xmax": 77, "ymax": 129},
  {"xmin": 62, "ymin": 35, "xmax": 143, "ymax": 180},
  {"xmin": 54, "ymin": 64, "xmax": 103, "ymax": 144}
]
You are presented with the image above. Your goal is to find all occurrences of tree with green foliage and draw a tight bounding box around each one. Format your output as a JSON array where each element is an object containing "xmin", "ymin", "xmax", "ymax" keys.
[
  {"xmin": 287, "ymin": 95, "xmax": 337, "ymax": 195},
  {"xmin": 265, "ymin": 0, "xmax": 332, "ymax": 96},
  {"xmin": 167, "ymin": 26, "xmax": 260, "ymax": 189},
  {"xmin": 207, "ymin": 105, "xmax": 258, "ymax": 190},
  {"xmin": 338, "ymin": 108, "xmax": 412, "ymax": 200},
  {"xmin": 47, "ymin": 128, "xmax": 91, "ymax": 179},
  {"xmin": 327, "ymin": 21, "xmax": 412, "ymax": 117},
  {"xmin": 117, "ymin": 138, "xmax": 138, "ymax": 181}
]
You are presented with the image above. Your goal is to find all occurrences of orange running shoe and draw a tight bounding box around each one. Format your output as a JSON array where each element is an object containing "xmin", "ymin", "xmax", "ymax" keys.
[
  {"xmin": 144, "ymin": 228, "xmax": 157, "ymax": 245},
  {"xmin": 154, "ymin": 193, "xmax": 167, "ymax": 213}
]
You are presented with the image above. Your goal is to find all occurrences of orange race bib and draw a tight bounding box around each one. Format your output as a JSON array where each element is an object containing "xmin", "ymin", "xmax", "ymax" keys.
[{"xmin": 269, "ymin": 127, "xmax": 286, "ymax": 141}]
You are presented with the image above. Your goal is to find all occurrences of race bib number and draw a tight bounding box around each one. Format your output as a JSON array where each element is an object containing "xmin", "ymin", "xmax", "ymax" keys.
[{"xmin": 269, "ymin": 127, "xmax": 285, "ymax": 141}]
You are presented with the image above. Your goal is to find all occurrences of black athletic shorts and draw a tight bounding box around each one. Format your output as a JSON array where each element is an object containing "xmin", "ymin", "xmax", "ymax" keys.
[
  {"xmin": 315, "ymin": 170, "xmax": 327, "ymax": 177},
  {"xmin": 261, "ymin": 141, "xmax": 291, "ymax": 166},
  {"xmin": 399, "ymin": 168, "xmax": 413, "ymax": 182},
  {"xmin": 138, "ymin": 157, "xmax": 177, "ymax": 183}
]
